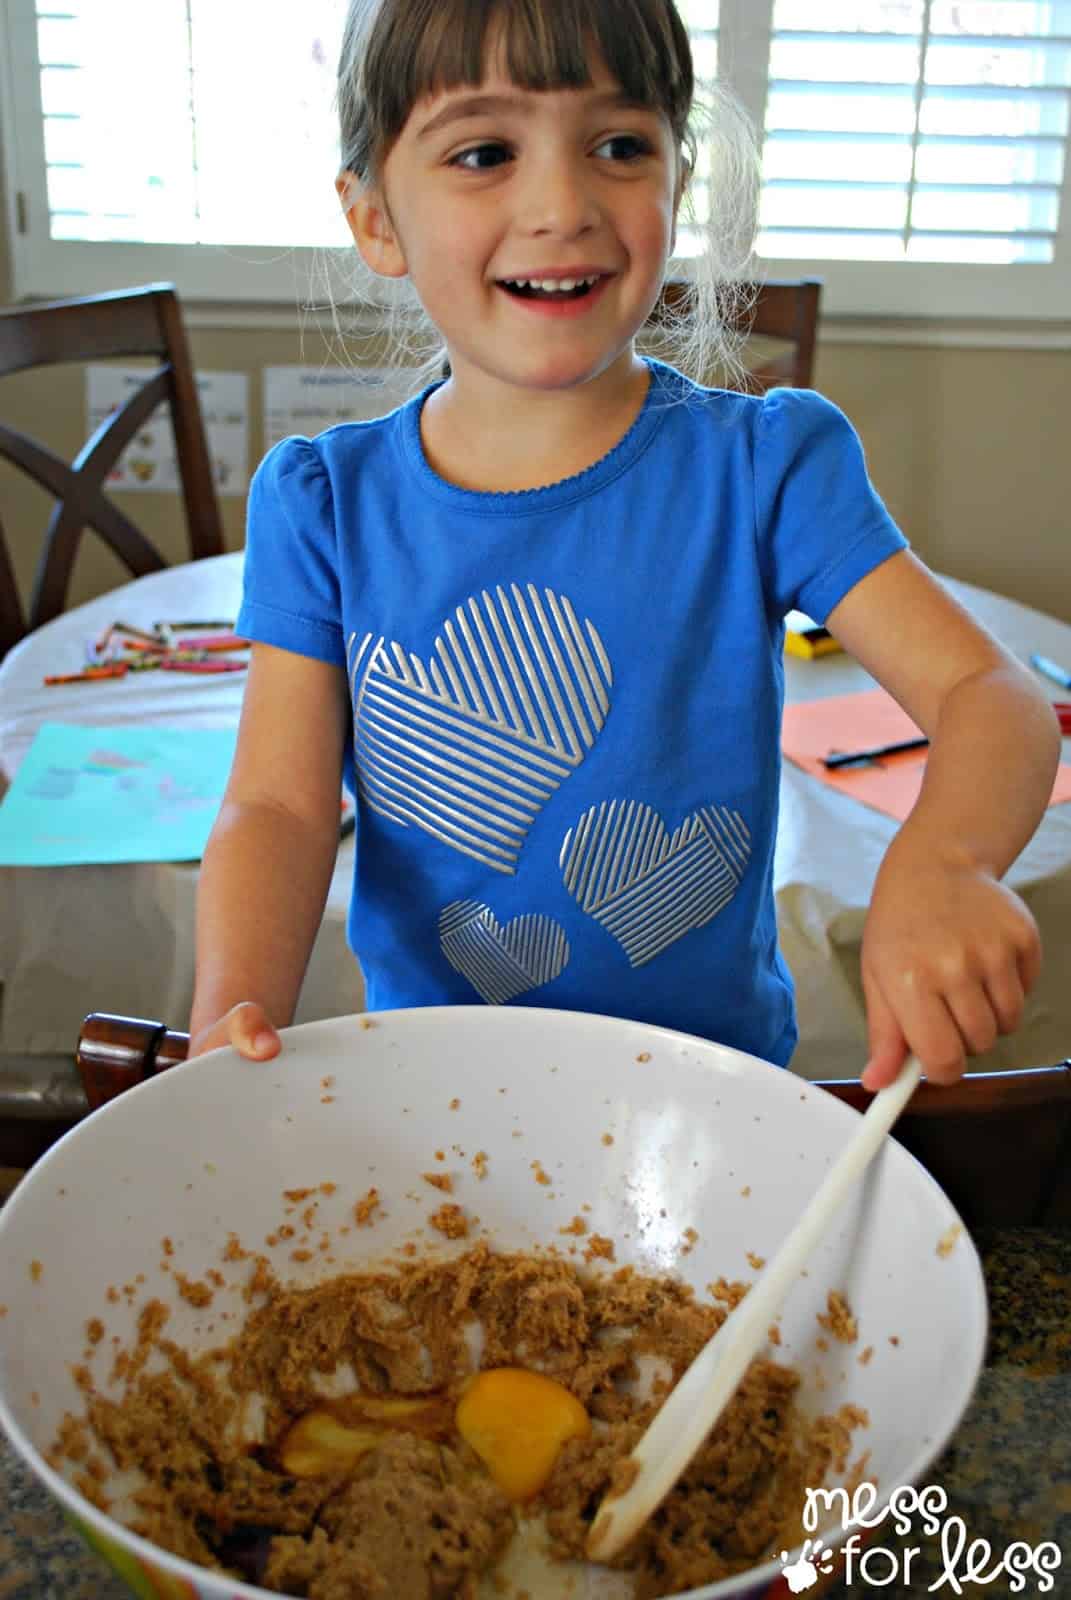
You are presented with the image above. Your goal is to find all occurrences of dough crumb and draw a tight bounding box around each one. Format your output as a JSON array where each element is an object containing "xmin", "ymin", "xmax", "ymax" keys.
[
  {"xmin": 818, "ymin": 1291, "xmax": 858, "ymax": 1344},
  {"xmin": 584, "ymin": 1234, "xmax": 615, "ymax": 1264},
  {"xmin": 429, "ymin": 1203, "xmax": 469, "ymax": 1239}
]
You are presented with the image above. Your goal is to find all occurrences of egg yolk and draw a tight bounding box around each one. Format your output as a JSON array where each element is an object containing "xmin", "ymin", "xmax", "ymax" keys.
[{"xmin": 454, "ymin": 1367, "xmax": 591, "ymax": 1502}]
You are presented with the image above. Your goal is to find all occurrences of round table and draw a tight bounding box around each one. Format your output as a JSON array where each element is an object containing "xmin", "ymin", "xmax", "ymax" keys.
[{"xmin": 0, "ymin": 556, "xmax": 1069, "ymax": 1103}]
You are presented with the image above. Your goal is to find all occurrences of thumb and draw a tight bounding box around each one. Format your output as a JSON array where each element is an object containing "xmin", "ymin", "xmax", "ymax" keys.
[
  {"xmin": 229, "ymin": 1001, "xmax": 281, "ymax": 1061},
  {"xmin": 860, "ymin": 973, "xmax": 908, "ymax": 1093}
]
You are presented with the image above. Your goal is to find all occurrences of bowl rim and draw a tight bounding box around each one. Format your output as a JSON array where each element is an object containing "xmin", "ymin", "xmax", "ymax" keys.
[{"xmin": 0, "ymin": 1005, "xmax": 990, "ymax": 1600}]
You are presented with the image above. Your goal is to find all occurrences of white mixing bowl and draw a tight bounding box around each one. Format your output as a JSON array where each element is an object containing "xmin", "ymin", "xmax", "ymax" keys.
[{"xmin": 0, "ymin": 1006, "xmax": 986, "ymax": 1600}]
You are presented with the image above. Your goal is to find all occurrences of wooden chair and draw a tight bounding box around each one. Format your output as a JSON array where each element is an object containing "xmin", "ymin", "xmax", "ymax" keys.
[
  {"xmin": 652, "ymin": 277, "xmax": 823, "ymax": 391},
  {"xmin": 71, "ymin": 1012, "xmax": 1071, "ymax": 1229},
  {"xmin": 0, "ymin": 282, "xmax": 225, "ymax": 659}
]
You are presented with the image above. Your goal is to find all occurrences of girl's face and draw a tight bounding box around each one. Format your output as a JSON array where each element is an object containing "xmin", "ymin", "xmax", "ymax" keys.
[{"xmin": 341, "ymin": 45, "xmax": 684, "ymax": 398}]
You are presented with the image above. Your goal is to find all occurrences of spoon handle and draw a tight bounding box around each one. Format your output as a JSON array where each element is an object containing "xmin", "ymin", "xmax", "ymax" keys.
[{"xmin": 587, "ymin": 1056, "xmax": 923, "ymax": 1562}]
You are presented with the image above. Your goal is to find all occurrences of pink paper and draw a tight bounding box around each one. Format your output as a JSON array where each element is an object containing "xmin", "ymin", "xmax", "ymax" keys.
[{"xmin": 782, "ymin": 687, "xmax": 1071, "ymax": 823}]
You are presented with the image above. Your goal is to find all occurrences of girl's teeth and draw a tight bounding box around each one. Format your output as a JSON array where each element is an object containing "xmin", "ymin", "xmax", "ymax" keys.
[{"xmin": 504, "ymin": 276, "xmax": 599, "ymax": 291}]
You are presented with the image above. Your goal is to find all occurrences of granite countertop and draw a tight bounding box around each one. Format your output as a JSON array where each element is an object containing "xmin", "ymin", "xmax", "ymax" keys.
[{"xmin": 1, "ymin": 1226, "xmax": 1068, "ymax": 1600}]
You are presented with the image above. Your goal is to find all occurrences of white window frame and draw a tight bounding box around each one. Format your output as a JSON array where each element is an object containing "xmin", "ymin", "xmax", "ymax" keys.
[{"xmin": 3, "ymin": 0, "xmax": 1070, "ymax": 319}]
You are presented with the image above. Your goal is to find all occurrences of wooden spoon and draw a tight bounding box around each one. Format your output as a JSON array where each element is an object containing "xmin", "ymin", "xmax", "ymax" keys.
[{"xmin": 586, "ymin": 1056, "xmax": 923, "ymax": 1563}]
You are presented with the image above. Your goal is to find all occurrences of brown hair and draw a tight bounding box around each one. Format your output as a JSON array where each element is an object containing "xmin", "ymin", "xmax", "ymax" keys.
[
  {"xmin": 329, "ymin": 0, "xmax": 759, "ymax": 390},
  {"xmin": 338, "ymin": 0, "xmax": 695, "ymax": 186}
]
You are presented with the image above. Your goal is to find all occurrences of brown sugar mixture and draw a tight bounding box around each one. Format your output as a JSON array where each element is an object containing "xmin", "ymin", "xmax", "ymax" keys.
[{"xmin": 52, "ymin": 1243, "xmax": 865, "ymax": 1599}]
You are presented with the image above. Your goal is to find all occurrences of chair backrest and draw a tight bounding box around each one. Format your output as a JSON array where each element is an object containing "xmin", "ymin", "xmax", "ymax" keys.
[
  {"xmin": 0, "ymin": 282, "xmax": 225, "ymax": 658},
  {"xmin": 651, "ymin": 277, "xmax": 823, "ymax": 392},
  {"xmin": 74, "ymin": 1012, "xmax": 1071, "ymax": 1229}
]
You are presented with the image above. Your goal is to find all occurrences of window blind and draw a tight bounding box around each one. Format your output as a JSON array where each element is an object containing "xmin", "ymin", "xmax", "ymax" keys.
[
  {"xmin": 6, "ymin": 0, "xmax": 1070, "ymax": 312},
  {"xmin": 760, "ymin": 0, "xmax": 1071, "ymax": 263},
  {"xmin": 35, "ymin": 0, "xmax": 350, "ymax": 248}
]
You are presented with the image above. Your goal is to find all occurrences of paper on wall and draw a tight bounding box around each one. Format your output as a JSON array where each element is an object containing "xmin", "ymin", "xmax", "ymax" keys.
[
  {"xmin": 264, "ymin": 365, "xmax": 417, "ymax": 447},
  {"xmin": 86, "ymin": 367, "xmax": 250, "ymax": 496}
]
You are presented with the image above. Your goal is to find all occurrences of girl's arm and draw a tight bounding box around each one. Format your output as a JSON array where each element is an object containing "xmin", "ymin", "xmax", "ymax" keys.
[
  {"xmin": 189, "ymin": 642, "xmax": 351, "ymax": 1059},
  {"xmin": 824, "ymin": 551, "xmax": 1062, "ymax": 1091}
]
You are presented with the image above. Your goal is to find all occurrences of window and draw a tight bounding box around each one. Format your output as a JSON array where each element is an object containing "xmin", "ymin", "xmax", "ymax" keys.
[{"xmin": 2, "ymin": 0, "xmax": 1069, "ymax": 317}]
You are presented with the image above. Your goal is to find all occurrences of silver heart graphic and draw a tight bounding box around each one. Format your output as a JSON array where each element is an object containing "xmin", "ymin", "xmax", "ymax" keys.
[
  {"xmin": 347, "ymin": 584, "xmax": 613, "ymax": 875},
  {"xmin": 440, "ymin": 900, "xmax": 570, "ymax": 1004},
  {"xmin": 560, "ymin": 799, "xmax": 752, "ymax": 967}
]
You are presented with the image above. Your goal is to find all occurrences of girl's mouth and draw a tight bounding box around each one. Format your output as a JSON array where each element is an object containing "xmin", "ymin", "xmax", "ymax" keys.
[{"xmin": 495, "ymin": 274, "xmax": 611, "ymax": 317}]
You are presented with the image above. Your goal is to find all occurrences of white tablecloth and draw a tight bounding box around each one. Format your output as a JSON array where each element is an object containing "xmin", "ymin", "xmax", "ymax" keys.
[{"xmin": 1, "ymin": 555, "xmax": 1069, "ymax": 1087}]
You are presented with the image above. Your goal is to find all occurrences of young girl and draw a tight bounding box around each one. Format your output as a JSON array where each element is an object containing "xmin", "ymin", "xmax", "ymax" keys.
[{"xmin": 190, "ymin": 0, "xmax": 1061, "ymax": 1093}]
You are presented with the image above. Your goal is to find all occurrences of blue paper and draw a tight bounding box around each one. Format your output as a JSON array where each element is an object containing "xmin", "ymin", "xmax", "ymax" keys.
[{"xmin": 0, "ymin": 723, "xmax": 238, "ymax": 866}]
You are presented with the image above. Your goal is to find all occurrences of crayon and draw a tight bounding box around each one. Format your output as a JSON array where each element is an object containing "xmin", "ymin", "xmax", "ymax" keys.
[{"xmin": 44, "ymin": 664, "xmax": 129, "ymax": 686}]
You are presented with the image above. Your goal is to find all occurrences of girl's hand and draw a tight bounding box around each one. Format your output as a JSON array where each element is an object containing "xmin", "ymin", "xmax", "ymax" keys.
[
  {"xmin": 188, "ymin": 1001, "xmax": 282, "ymax": 1062},
  {"xmin": 859, "ymin": 840, "xmax": 1041, "ymax": 1092}
]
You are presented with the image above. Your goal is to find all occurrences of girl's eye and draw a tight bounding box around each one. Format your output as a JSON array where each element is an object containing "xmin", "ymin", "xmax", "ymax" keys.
[
  {"xmin": 594, "ymin": 134, "xmax": 652, "ymax": 161},
  {"xmin": 451, "ymin": 143, "xmax": 511, "ymax": 171}
]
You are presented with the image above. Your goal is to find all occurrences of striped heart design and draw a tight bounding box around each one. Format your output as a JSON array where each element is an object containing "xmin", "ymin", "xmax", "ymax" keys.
[
  {"xmin": 560, "ymin": 799, "xmax": 752, "ymax": 967},
  {"xmin": 347, "ymin": 584, "xmax": 613, "ymax": 875},
  {"xmin": 440, "ymin": 900, "xmax": 570, "ymax": 1005}
]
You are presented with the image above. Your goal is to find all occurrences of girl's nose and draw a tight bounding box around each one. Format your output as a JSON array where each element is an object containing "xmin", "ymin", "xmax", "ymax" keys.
[{"xmin": 518, "ymin": 157, "xmax": 601, "ymax": 238}]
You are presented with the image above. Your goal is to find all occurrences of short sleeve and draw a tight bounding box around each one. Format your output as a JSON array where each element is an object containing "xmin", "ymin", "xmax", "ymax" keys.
[
  {"xmin": 754, "ymin": 388, "xmax": 908, "ymax": 624},
  {"xmin": 236, "ymin": 436, "xmax": 346, "ymax": 667}
]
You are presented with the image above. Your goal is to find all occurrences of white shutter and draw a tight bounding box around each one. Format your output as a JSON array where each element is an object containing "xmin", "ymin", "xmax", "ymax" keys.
[
  {"xmin": 29, "ymin": 0, "xmax": 351, "ymax": 248},
  {"xmin": 760, "ymin": 0, "xmax": 1071, "ymax": 264},
  {"xmin": 675, "ymin": 0, "xmax": 720, "ymax": 247},
  {"xmin": 3, "ymin": 0, "xmax": 1070, "ymax": 315}
]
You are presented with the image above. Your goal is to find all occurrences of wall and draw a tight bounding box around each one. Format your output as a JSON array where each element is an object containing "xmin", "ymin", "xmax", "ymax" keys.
[{"xmin": 1, "ymin": 301, "xmax": 1069, "ymax": 625}]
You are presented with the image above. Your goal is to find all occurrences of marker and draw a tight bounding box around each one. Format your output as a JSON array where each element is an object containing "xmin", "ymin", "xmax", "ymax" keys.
[
  {"xmin": 822, "ymin": 736, "xmax": 929, "ymax": 770},
  {"xmin": 1030, "ymin": 653, "xmax": 1071, "ymax": 691}
]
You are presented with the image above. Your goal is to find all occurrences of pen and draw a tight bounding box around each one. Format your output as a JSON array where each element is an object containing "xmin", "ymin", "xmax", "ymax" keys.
[
  {"xmin": 822, "ymin": 736, "xmax": 929, "ymax": 770},
  {"xmin": 1030, "ymin": 653, "xmax": 1071, "ymax": 691}
]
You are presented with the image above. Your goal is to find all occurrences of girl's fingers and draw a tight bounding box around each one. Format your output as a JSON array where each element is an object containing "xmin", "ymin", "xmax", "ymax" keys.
[
  {"xmin": 860, "ymin": 970, "xmax": 909, "ymax": 1091},
  {"xmin": 942, "ymin": 983, "xmax": 999, "ymax": 1059},
  {"xmin": 865, "ymin": 964, "xmax": 968, "ymax": 1086},
  {"xmin": 1016, "ymin": 919, "xmax": 1043, "ymax": 995},
  {"xmin": 984, "ymin": 964, "xmax": 1027, "ymax": 1036}
]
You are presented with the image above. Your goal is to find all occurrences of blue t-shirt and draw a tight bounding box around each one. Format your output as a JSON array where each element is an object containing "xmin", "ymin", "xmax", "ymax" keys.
[{"xmin": 237, "ymin": 358, "xmax": 906, "ymax": 1066}]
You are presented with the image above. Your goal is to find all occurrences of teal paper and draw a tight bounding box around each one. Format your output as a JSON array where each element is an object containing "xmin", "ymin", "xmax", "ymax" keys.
[{"xmin": 0, "ymin": 723, "xmax": 238, "ymax": 866}]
